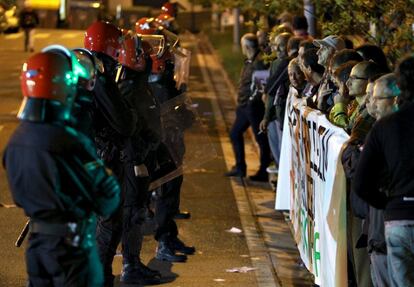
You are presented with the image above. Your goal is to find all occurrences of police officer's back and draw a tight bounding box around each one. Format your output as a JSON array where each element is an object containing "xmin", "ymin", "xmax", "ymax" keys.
[{"xmin": 3, "ymin": 49, "xmax": 121, "ymax": 286}]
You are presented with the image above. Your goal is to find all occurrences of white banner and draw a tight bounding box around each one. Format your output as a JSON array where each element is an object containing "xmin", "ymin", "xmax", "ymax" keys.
[{"xmin": 275, "ymin": 89, "xmax": 349, "ymax": 286}]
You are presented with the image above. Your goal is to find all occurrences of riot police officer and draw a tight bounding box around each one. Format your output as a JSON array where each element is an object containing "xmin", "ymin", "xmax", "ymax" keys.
[
  {"xmin": 115, "ymin": 30, "xmax": 163, "ymax": 285},
  {"xmin": 3, "ymin": 48, "xmax": 121, "ymax": 286},
  {"xmin": 136, "ymin": 17, "xmax": 195, "ymax": 263},
  {"xmin": 84, "ymin": 21, "xmax": 138, "ymax": 287}
]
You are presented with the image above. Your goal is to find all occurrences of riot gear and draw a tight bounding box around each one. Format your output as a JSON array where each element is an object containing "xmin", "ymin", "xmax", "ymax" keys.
[
  {"xmin": 118, "ymin": 31, "xmax": 146, "ymax": 72},
  {"xmin": 161, "ymin": 2, "xmax": 177, "ymax": 17},
  {"xmin": 135, "ymin": 17, "xmax": 158, "ymax": 35},
  {"xmin": 3, "ymin": 48, "xmax": 121, "ymax": 287},
  {"xmin": 18, "ymin": 48, "xmax": 79, "ymax": 123},
  {"xmin": 84, "ymin": 21, "xmax": 123, "ymax": 60}
]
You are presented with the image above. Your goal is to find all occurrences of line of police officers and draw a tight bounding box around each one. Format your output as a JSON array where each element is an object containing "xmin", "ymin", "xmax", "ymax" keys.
[{"xmin": 2, "ymin": 3, "xmax": 196, "ymax": 286}]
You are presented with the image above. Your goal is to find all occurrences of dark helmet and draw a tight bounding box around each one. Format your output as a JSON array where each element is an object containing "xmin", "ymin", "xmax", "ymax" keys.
[
  {"xmin": 84, "ymin": 21, "xmax": 122, "ymax": 60},
  {"xmin": 72, "ymin": 48, "xmax": 98, "ymax": 91}
]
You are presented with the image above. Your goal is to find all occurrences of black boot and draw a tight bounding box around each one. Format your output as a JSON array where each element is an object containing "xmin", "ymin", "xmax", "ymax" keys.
[
  {"xmin": 174, "ymin": 210, "xmax": 191, "ymax": 219},
  {"xmin": 120, "ymin": 261, "xmax": 162, "ymax": 285},
  {"xmin": 170, "ymin": 236, "xmax": 195, "ymax": 255},
  {"xmin": 156, "ymin": 239, "xmax": 187, "ymax": 262}
]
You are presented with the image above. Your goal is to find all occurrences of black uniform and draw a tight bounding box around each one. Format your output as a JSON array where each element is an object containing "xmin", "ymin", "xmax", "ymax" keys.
[
  {"xmin": 149, "ymin": 58, "xmax": 191, "ymax": 243},
  {"xmin": 3, "ymin": 118, "xmax": 120, "ymax": 287},
  {"xmin": 91, "ymin": 52, "xmax": 138, "ymax": 286},
  {"xmin": 116, "ymin": 65, "xmax": 161, "ymax": 264}
]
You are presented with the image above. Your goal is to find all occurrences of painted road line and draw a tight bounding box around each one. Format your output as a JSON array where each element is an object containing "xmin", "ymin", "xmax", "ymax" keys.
[
  {"xmin": 197, "ymin": 44, "xmax": 281, "ymax": 287},
  {"xmin": 4, "ymin": 33, "xmax": 23, "ymax": 39},
  {"xmin": 60, "ymin": 33, "xmax": 82, "ymax": 39},
  {"xmin": 34, "ymin": 33, "xmax": 50, "ymax": 39}
]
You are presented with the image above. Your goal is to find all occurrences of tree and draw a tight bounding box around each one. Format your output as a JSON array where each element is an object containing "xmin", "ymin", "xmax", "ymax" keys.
[{"xmin": 208, "ymin": 0, "xmax": 413, "ymax": 65}]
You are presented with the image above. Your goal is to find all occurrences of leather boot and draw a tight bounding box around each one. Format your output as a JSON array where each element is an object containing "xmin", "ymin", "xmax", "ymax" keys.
[
  {"xmin": 156, "ymin": 239, "xmax": 187, "ymax": 262},
  {"xmin": 120, "ymin": 260, "xmax": 162, "ymax": 285},
  {"xmin": 170, "ymin": 236, "xmax": 196, "ymax": 255}
]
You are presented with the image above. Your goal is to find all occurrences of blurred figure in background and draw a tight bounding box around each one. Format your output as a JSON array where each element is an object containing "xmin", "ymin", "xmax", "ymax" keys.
[{"xmin": 19, "ymin": 3, "xmax": 39, "ymax": 52}]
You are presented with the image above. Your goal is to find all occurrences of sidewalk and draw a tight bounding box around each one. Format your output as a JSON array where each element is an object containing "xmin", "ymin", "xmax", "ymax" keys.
[{"xmin": 196, "ymin": 33, "xmax": 315, "ymax": 286}]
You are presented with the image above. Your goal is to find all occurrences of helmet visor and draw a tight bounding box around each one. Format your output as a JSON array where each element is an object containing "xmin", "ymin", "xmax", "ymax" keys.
[{"xmin": 140, "ymin": 35, "xmax": 165, "ymax": 57}]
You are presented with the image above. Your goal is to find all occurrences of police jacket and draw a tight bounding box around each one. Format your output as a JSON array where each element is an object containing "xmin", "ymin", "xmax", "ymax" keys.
[
  {"xmin": 117, "ymin": 66, "xmax": 160, "ymax": 165},
  {"xmin": 92, "ymin": 53, "xmax": 137, "ymax": 165},
  {"xmin": 3, "ymin": 122, "xmax": 121, "ymax": 223},
  {"xmin": 353, "ymin": 102, "xmax": 414, "ymax": 221}
]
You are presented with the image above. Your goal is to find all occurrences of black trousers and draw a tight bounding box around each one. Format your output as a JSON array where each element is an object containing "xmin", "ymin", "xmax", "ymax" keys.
[
  {"xmin": 96, "ymin": 161, "xmax": 149, "ymax": 285},
  {"xmin": 230, "ymin": 101, "xmax": 271, "ymax": 173},
  {"xmin": 154, "ymin": 175, "xmax": 182, "ymax": 241},
  {"xmin": 26, "ymin": 234, "xmax": 102, "ymax": 287}
]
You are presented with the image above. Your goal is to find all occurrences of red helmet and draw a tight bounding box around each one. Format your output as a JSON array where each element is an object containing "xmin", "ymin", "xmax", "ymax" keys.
[
  {"xmin": 118, "ymin": 31, "xmax": 146, "ymax": 72},
  {"xmin": 21, "ymin": 52, "xmax": 77, "ymax": 103},
  {"xmin": 155, "ymin": 13, "xmax": 175, "ymax": 29},
  {"xmin": 150, "ymin": 49, "xmax": 174, "ymax": 74},
  {"xmin": 84, "ymin": 21, "xmax": 122, "ymax": 60},
  {"xmin": 135, "ymin": 17, "xmax": 158, "ymax": 35},
  {"xmin": 161, "ymin": 2, "xmax": 176, "ymax": 17}
]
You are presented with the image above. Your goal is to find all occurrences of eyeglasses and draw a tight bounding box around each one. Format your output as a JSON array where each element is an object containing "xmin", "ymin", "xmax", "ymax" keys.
[{"xmin": 349, "ymin": 75, "xmax": 367, "ymax": 81}]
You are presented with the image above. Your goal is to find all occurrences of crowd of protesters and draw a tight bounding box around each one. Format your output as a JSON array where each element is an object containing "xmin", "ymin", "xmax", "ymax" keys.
[{"xmin": 224, "ymin": 11, "xmax": 414, "ymax": 287}]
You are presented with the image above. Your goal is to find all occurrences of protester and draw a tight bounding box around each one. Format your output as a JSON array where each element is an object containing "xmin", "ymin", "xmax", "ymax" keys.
[
  {"xmin": 288, "ymin": 58, "xmax": 307, "ymax": 98},
  {"xmin": 296, "ymin": 40, "xmax": 317, "ymax": 70},
  {"xmin": 313, "ymin": 35, "xmax": 346, "ymax": 112},
  {"xmin": 329, "ymin": 61, "xmax": 360, "ymax": 128},
  {"xmin": 371, "ymin": 74, "xmax": 399, "ymax": 119},
  {"xmin": 329, "ymin": 49, "xmax": 363, "ymax": 76},
  {"xmin": 365, "ymin": 73, "xmax": 400, "ymax": 287},
  {"xmin": 300, "ymin": 48, "xmax": 324, "ymax": 101},
  {"xmin": 292, "ymin": 15, "xmax": 311, "ymax": 39},
  {"xmin": 259, "ymin": 32, "xmax": 292, "ymax": 174},
  {"xmin": 287, "ymin": 36, "xmax": 303, "ymax": 58},
  {"xmin": 225, "ymin": 33, "xmax": 270, "ymax": 181},
  {"xmin": 355, "ymin": 44, "xmax": 390, "ymax": 73},
  {"xmin": 19, "ymin": 3, "xmax": 39, "ymax": 52},
  {"xmin": 353, "ymin": 57, "xmax": 414, "ymax": 287},
  {"xmin": 329, "ymin": 61, "xmax": 384, "ymax": 132}
]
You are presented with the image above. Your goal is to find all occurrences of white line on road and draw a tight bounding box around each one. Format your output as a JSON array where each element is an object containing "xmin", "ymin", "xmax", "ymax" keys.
[
  {"xmin": 34, "ymin": 33, "xmax": 51, "ymax": 39},
  {"xmin": 4, "ymin": 33, "xmax": 23, "ymax": 39},
  {"xmin": 60, "ymin": 33, "xmax": 81, "ymax": 39}
]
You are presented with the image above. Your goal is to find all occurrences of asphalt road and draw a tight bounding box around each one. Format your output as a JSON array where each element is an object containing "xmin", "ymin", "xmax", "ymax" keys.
[{"xmin": 0, "ymin": 29, "xmax": 261, "ymax": 287}]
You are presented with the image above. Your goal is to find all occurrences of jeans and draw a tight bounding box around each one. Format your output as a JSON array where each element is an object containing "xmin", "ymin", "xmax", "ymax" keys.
[
  {"xmin": 370, "ymin": 251, "xmax": 390, "ymax": 287},
  {"xmin": 267, "ymin": 119, "xmax": 282, "ymax": 166},
  {"xmin": 385, "ymin": 222, "xmax": 414, "ymax": 287}
]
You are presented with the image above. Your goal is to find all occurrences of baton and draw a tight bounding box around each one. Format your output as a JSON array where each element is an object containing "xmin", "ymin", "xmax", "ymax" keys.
[{"xmin": 15, "ymin": 219, "xmax": 30, "ymax": 247}]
